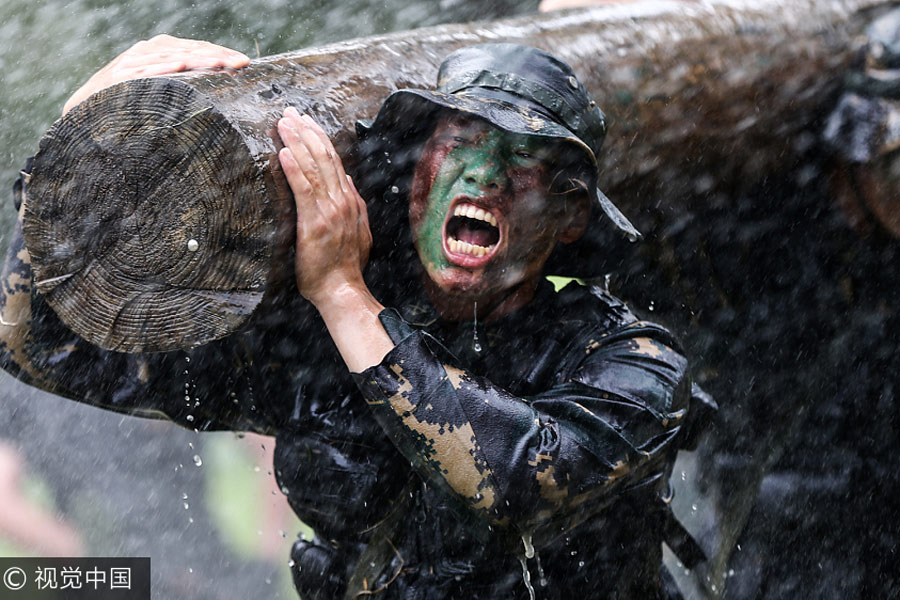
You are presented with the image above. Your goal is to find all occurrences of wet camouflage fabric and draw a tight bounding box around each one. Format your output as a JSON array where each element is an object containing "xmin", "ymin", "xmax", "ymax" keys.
[
  {"xmin": 2, "ymin": 165, "xmax": 696, "ymax": 599},
  {"xmin": 338, "ymin": 280, "xmax": 692, "ymax": 599}
]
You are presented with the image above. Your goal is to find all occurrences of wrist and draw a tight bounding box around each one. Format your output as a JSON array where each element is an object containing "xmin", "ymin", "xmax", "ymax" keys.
[{"xmin": 306, "ymin": 277, "xmax": 379, "ymax": 315}]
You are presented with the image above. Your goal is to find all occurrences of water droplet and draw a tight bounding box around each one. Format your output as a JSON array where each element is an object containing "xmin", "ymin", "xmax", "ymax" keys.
[
  {"xmin": 681, "ymin": 471, "xmax": 686, "ymax": 481},
  {"xmin": 188, "ymin": 568, "xmax": 193, "ymax": 574},
  {"xmin": 522, "ymin": 534, "xmax": 535, "ymax": 559},
  {"xmin": 193, "ymin": 455, "xmax": 203, "ymax": 467},
  {"xmin": 578, "ymin": 561, "xmax": 585, "ymax": 568},
  {"xmin": 519, "ymin": 557, "xmax": 535, "ymax": 600},
  {"xmin": 187, "ymin": 239, "xmax": 199, "ymax": 252},
  {"xmin": 691, "ymin": 503, "xmax": 698, "ymax": 512},
  {"xmin": 182, "ymin": 493, "xmax": 188, "ymax": 500},
  {"xmin": 287, "ymin": 559, "xmax": 295, "ymax": 567},
  {"xmin": 648, "ymin": 301, "xmax": 655, "ymax": 312},
  {"xmin": 188, "ymin": 442, "xmax": 194, "ymax": 449},
  {"xmin": 254, "ymin": 466, "xmax": 260, "ymax": 472},
  {"xmin": 627, "ymin": 232, "xmax": 638, "ymax": 242},
  {"xmin": 728, "ymin": 569, "xmax": 735, "ymax": 577},
  {"xmin": 390, "ymin": 185, "xmax": 399, "ymax": 194},
  {"xmin": 186, "ymin": 415, "xmax": 194, "ymax": 422},
  {"xmin": 183, "ymin": 502, "xmax": 190, "ymax": 510},
  {"xmin": 188, "ymin": 517, "xmax": 194, "ymax": 523},
  {"xmin": 185, "ymin": 356, "xmax": 190, "ymax": 363},
  {"xmin": 473, "ymin": 302, "xmax": 482, "ymax": 353},
  {"xmin": 265, "ymin": 578, "xmax": 271, "ymax": 585}
]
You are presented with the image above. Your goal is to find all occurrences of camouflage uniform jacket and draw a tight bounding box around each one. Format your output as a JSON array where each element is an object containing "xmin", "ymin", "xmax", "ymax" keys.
[{"xmin": 1, "ymin": 165, "xmax": 701, "ymax": 599}]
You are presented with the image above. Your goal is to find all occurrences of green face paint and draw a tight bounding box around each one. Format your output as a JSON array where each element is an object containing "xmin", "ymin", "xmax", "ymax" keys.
[{"xmin": 408, "ymin": 113, "xmax": 578, "ymax": 310}]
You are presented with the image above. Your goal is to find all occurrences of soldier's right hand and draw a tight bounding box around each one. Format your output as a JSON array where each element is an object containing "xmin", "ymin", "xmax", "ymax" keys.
[{"xmin": 62, "ymin": 34, "xmax": 249, "ymax": 115}]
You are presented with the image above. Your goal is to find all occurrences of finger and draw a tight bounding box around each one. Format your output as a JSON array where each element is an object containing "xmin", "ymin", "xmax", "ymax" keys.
[
  {"xmin": 302, "ymin": 115, "xmax": 350, "ymax": 194},
  {"xmin": 278, "ymin": 146, "xmax": 314, "ymax": 212},
  {"xmin": 130, "ymin": 61, "xmax": 188, "ymax": 78},
  {"xmin": 348, "ymin": 174, "xmax": 366, "ymax": 228},
  {"xmin": 279, "ymin": 115, "xmax": 326, "ymax": 200},
  {"xmin": 295, "ymin": 115, "xmax": 348, "ymax": 209}
]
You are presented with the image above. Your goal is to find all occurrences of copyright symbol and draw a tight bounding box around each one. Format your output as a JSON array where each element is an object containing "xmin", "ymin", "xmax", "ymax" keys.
[{"xmin": 3, "ymin": 566, "xmax": 26, "ymax": 590}]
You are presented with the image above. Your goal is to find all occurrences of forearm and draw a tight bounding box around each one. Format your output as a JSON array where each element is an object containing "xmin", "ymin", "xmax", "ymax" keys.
[
  {"xmin": 310, "ymin": 282, "xmax": 394, "ymax": 373},
  {"xmin": 354, "ymin": 318, "xmax": 690, "ymax": 539}
]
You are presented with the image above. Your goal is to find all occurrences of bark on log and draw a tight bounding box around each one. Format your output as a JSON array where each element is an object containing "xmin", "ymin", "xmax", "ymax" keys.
[{"xmin": 23, "ymin": 0, "xmax": 896, "ymax": 352}]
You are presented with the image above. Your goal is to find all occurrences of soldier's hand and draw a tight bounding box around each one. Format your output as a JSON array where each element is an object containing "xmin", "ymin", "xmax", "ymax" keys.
[
  {"xmin": 277, "ymin": 107, "xmax": 373, "ymax": 305},
  {"xmin": 62, "ymin": 34, "xmax": 249, "ymax": 115}
]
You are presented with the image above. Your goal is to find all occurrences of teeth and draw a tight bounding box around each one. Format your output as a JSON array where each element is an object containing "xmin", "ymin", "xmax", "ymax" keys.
[
  {"xmin": 448, "ymin": 236, "xmax": 495, "ymax": 257},
  {"xmin": 453, "ymin": 203, "xmax": 498, "ymax": 227}
]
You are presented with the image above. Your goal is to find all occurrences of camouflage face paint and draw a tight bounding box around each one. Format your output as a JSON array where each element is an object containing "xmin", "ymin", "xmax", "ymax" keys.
[{"xmin": 409, "ymin": 114, "xmax": 581, "ymax": 315}]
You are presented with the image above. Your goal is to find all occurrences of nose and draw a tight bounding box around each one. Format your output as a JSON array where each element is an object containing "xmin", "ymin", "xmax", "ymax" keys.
[{"xmin": 462, "ymin": 155, "xmax": 507, "ymax": 192}]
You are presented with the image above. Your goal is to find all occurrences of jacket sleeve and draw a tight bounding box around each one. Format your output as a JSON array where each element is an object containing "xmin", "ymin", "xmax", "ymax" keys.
[
  {"xmin": 353, "ymin": 309, "xmax": 691, "ymax": 544},
  {"xmin": 0, "ymin": 163, "xmax": 274, "ymax": 434}
]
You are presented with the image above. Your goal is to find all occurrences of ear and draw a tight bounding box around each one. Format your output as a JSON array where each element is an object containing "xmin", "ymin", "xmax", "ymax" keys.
[{"xmin": 559, "ymin": 195, "xmax": 591, "ymax": 244}]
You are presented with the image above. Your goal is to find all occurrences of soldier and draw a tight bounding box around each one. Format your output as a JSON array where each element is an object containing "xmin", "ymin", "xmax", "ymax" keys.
[{"xmin": 1, "ymin": 36, "xmax": 712, "ymax": 599}]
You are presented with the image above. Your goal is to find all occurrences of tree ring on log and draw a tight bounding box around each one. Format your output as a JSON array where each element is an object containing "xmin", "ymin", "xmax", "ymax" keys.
[{"xmin": 24, "ymin": 78, "xmax": 275, "ymax": 354}]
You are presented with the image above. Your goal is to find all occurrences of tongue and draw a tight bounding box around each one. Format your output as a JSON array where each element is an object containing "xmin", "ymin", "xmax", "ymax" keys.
[{"xmin": 457, "ymin": 222, "xmax": 496, "ymax": 247}]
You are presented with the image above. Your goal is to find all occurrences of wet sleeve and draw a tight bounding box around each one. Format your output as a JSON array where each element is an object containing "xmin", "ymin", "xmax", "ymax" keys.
[
  {"xmin": 353, "ymin": 310, "xmax": 690, "ymax": 543},
  {"xmin": 0, "ymin": 163, "xmax": 274, "ymax": 434}
]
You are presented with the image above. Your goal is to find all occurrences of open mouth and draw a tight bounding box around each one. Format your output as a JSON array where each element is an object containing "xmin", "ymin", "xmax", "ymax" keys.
[{"xmin": 443, "ymin": 202, "xmax": 501, "ymax": 265}]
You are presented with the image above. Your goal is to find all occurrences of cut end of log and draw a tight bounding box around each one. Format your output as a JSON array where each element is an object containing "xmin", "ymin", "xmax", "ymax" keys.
[{"xmin": 24, "ymin": 77, "xmax": 279, "ymax": 353}]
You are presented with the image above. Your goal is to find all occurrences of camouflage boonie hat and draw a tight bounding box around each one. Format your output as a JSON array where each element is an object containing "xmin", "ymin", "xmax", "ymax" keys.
[{"xmin": 357, "ymin": 42, "xmax": 640, "ymax": 242}]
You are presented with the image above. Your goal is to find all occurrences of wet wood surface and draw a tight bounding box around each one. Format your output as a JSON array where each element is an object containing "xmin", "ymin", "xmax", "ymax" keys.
[{"xmin": 23, "ymin": 0, "xmax": 896, "ymax": 352}]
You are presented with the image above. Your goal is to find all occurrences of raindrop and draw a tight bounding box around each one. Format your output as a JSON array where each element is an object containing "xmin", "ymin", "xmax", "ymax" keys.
[
  {"xmin": 182, "ymin": 493, "xmax": 188, "ymax": 500},
  {"xmin": 627, "ymin": 232, "xmax": 638, "ymax": 243},
  {"xmin": 188, "ymin": 517, "xmax": 194, "ymax": 524},
  {"xmin": 265, "ymin": 578, "xmax": 271, "ymax": 585},
  {"xmin": 728, "ymin": 569, "xmax": 735, "ymax": 577},
  {"xmin": 390, "ymin": 185, "xmax": 399, "ymax": 194},
  {"xmin": 648, "ymin": 301, "xmax": 655, "ymax": 312},
  {"xmin": 472, "ymin": 302, "xmax": 482, "ymax": 352},
  {"xmin": 188, "ymin": 443, "xmax": 194, "ymax": 450},
  {"xmin": 193, "ymin": 455, "xmax": 203, "ymax": 467},
  {"xmin": 185, "ymin": 356, "xmax": 191, "ymax": 363},
  {"xmin": 536, "ymin": 554, "xmax": 547, "ymax": 587},
  {"xmin": 186, "ymin": 415, "xmax": 194, "ymax": 422},
  {"xmin": 188, "ymin": 568, "xmax": 193, "ymax": 574},
  {"xmin": 578, "ymin": 561, "xmax": 585, "ymax": 568},
  {"xmin": 287, "ymin": 559, "xmax": 295, "ymax": 567},
  {"xmin": 691, "ymin": 503, "xmax": 698, "ymax": 512},
  {"xmin": 183, "ymin": 502, "xmax": 189, "ymax": 510},
  {"xmin": 681, "ymin": 471, "xmax": 686, "ymax": 481}
]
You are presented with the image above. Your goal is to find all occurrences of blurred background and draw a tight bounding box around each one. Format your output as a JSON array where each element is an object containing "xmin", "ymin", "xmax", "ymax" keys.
[{"xmin": 2, "ymin": 1, "xmax": 899, "ymax": 599}]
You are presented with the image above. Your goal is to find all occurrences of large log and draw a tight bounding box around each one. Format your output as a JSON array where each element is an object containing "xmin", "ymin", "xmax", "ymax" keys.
[{"xmin": 23, "ymin": 0, "xmax": 895, "ymax": 352}]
